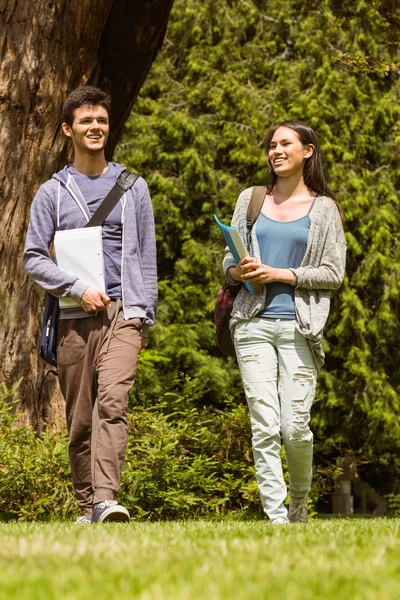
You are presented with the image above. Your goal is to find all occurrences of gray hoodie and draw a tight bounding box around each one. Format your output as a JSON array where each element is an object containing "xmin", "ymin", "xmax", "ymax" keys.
[{"xmin": 24, "ymin": 164, "xmax": 157, "ymax": 336}]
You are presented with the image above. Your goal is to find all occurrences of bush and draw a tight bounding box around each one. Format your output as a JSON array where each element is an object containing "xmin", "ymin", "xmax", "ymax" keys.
[
  {"xmin": 120, "ymin": 382, "xmax": 261, "ymax": 519},
  {"xmin": 0, "ymin": 382, "xmax": 75, "ymax": 521},
  {"xmin": 1, "ymin": 379, "xmax": 352, "ymax": 520},
  {"xmin": 0, "ymin": 381, "xmax": 262, "ymax": 521}
]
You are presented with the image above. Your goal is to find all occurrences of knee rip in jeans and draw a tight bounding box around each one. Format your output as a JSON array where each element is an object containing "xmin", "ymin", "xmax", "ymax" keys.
[
  {"xmin": 289, "ymin": 401, "xmax": 313, "ymax": 442},
  {"xmin": 289, "ymin": 368, "xmax": 315, "ymax": 442}
]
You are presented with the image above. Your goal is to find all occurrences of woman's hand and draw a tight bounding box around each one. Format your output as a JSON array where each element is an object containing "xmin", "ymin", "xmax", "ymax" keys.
[
  {"xmin": 240, "ymin": 258, "xmax": 295, "ymax": 285},
  {"xmin": 228, "ymin": 257, "xmax": 259, "ymax": 282}
]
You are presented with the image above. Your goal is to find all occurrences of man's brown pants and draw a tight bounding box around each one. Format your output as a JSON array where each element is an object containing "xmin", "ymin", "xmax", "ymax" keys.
[{"xmin": 57, "ymin": 301, "xmax": 141, "ymax": 516}]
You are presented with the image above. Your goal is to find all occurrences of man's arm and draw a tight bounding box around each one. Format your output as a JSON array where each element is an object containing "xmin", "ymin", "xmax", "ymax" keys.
[
  {"xmin": 24, "ymin": 185, "xmax": 87, "ymax": 303},
  {"xmin": 138, "ymin": 183, "xmax": 158, "ymax": 338}
]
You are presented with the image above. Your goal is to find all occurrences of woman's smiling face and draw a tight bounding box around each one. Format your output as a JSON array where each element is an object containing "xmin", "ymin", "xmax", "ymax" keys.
[{"xmin": 268, "ymin": 126, "xmax": 313, "ymax": 178}]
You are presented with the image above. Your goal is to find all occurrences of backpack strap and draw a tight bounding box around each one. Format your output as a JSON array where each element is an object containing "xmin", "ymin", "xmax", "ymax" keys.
[
  {"xmin": 246, "ymin": 186, "xmax": 267, "ymax": 250},
  {"xmin": 86, "ymin": 169, "xmax": 140, "ymax": 228}
]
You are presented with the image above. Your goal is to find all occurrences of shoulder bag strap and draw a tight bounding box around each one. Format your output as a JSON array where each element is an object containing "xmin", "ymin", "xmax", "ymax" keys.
[
  {"xmin": 86, "ymin": 169, "xmax": 140, "ymax": 228},
  {"xmin": 246, "ymin": 185, "xmax": 267, "ymax": 250}
]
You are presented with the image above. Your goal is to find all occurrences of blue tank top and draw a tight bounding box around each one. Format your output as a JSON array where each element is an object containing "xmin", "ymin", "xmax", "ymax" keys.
[{"xmin": 256, "ymin": 199, "xmax": 315, "ymax": 319}]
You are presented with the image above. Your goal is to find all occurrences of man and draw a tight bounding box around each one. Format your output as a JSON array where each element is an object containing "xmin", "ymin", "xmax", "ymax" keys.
[{"xmin": 24, "ymin": 86, "xmax": 157, "ymax": 524}]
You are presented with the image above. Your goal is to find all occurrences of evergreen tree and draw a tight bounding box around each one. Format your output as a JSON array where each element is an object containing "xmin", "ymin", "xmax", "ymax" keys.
[{"xmin": 116, "ymin": 0, "xmax": 400, "ymax": 493}]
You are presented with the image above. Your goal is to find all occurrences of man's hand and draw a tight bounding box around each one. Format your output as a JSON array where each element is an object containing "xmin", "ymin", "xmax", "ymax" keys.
[
  {"xmin": 80, "ymin": 287, "xmax": 111, "ymax": 313},
  {"xmin": 141, "ymin": 336, "xmax": 149, "ymax": 350}
]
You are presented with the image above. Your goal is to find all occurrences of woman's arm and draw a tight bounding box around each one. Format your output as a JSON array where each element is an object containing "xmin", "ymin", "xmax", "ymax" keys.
[
  {"xmin": 241, "ymin": 207, "xmax": 346, "ymax": 290},
  {"xmin": 240, "ymin": 259, "xmax": 295, "ymax": 285},
  {"xmin": 291, "ymin": 209, "xmax": 346, "ymax": 290}
]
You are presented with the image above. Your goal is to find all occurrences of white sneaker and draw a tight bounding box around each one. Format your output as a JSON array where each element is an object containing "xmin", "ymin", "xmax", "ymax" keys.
[
  {"xmin": 74, "ymin": 515, "xmax": 91, "ymax": 525},
  {"xmin": 270, "ymin": 518, "xmax": 289, "ymax": 525}
]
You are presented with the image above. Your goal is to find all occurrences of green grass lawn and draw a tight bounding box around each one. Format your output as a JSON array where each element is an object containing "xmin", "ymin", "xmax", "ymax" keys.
[{"xmin": 0, "ymin": 519, "xmax": 399, "ymax": 600}]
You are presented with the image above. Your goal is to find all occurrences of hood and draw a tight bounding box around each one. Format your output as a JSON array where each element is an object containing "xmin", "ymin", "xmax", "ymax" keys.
[{"xmin": 52, "ymin": 162, "xmax": 126, "ymax": 186}]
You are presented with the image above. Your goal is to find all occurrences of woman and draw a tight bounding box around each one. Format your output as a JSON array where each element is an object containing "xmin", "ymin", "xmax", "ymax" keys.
[{"xmin": 223, "ymin": 120, "xmax": 346, "ymax": 524}]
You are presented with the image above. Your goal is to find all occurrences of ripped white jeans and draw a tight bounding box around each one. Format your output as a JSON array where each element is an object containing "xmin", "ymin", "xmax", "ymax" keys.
[{"xmin": 234, "ymin": 317, "xmax": 317, "ymax": 522}]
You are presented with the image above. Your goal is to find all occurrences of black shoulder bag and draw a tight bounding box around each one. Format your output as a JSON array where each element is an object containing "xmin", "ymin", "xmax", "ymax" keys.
[{"xmin": 40, "ymin": 170, "xmax": 139, "ymax": 368}]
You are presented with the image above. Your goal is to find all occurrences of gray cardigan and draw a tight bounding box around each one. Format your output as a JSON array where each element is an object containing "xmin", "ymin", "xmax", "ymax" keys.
[{"xmin": 223, "ymin": 187, "xmax": 346, "ymax": 371}]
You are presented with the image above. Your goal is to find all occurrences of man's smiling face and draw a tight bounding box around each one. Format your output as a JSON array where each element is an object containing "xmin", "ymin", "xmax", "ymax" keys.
[{"xmin": 62, "ymin": 104, "xmax": 109, "ymax": 154}]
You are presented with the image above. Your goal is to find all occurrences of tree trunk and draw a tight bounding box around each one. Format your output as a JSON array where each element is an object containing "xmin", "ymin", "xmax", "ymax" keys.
[{"xmin": 0, "ymin": 0, "xmax": 173, "ymax": 429}]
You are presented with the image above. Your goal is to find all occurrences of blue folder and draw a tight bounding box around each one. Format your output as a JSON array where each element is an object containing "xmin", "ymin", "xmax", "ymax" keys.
[{"xmin": 214, "ymin": 214, "xmax": 261, "ymax": 295}]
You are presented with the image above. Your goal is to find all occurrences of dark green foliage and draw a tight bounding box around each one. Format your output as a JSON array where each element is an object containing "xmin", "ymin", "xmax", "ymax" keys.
[
  {"xmin": 120, "ymin": 387, "xmax": 261, "ymax": 519},
  {"xmin": 0, "ymin": 382, "xmax": 263, "ymax": 521},
  {"xmin": 0, "ymin": 381, "xmax": 389, "ymax": 520},
  {"xmin": 3, "ymin": 0, "xmax": 398, "ymax": 519},
  {"xmin": 115, "ymin": 0, "xmax": 400, "ymax": 493},
  {"xmin": 0, "ymin": 383, "xmax": 75, "ymax": 521}
]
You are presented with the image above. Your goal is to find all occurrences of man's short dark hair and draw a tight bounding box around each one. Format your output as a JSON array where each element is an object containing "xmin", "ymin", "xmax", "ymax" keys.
[{"xmin": 62, "ymin": 86, "xmax": 111, "ymax": 126}]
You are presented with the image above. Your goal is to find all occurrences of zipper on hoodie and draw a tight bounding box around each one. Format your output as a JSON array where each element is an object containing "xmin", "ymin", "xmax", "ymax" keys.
[
  {"xmin": 65, "ymin": 173, "xmax": 90, "ymax": 223},
  {"xmin": 121, "ymin": 194, "xmax": 126, "ymax": 319}
]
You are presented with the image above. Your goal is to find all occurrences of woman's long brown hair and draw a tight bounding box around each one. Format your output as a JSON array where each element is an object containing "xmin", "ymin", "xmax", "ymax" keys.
[{"xmin": 263, "ymin": 120, "xmax": 344, "ymax": 223}]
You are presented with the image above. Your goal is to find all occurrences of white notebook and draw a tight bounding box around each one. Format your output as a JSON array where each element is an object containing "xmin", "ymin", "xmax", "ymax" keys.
[{"xmin": 54, "ymin": 226, "xmax": 106, "ymax": 309}]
